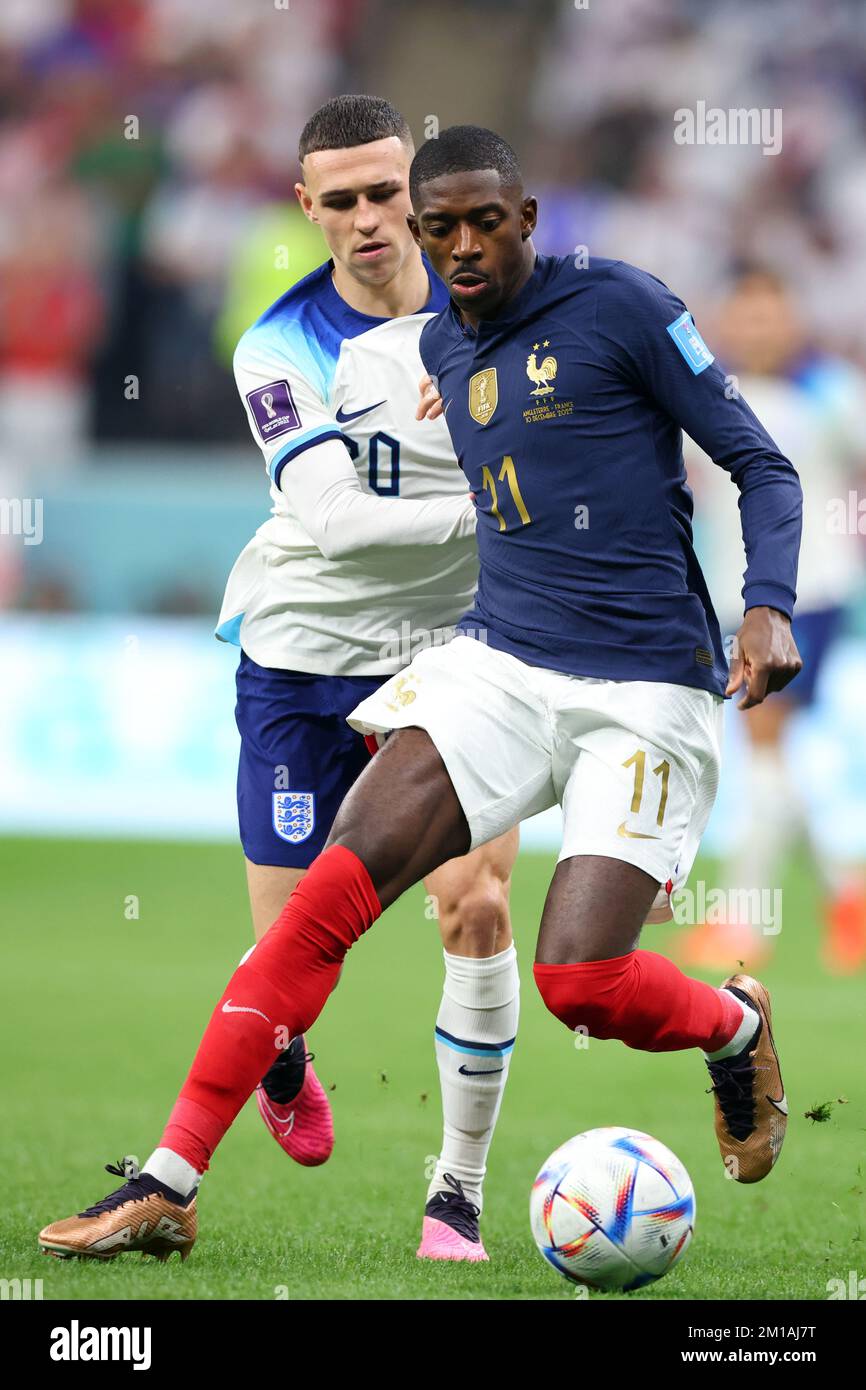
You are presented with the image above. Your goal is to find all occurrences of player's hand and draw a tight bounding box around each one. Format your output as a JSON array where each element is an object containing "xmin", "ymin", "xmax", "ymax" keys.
[
  {"xmin": 726, "ymin": 606, "xmax": 802, "ymax": 709},
  {"xmin": 417, "ymin": 373, "xmax": 444, "ymax": 421}
]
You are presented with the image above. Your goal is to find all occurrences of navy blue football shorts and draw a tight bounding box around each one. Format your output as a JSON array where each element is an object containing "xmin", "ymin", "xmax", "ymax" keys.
[
  {"xmin": 235, "ymin": 651, "xmax": 384, "ymax": 868},
  {"xmin": 789, "ymin": 605, "xmax": 844, "ymax": 705}
]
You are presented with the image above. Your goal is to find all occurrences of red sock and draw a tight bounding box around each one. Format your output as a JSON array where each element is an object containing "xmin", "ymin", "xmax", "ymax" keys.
[
  {"xmin": 533, "ymin": 949, "xmax": 742, "ymax": 1053},
  {"xmin": 160, "ymin": 844, "xmax": 380, "ymax": 1173}
]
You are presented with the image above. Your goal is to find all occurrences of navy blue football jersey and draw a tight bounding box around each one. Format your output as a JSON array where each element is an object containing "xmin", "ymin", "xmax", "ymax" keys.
[{"xmin": 419, "ymin": 254, "xmax": 802, "ymax": 696}]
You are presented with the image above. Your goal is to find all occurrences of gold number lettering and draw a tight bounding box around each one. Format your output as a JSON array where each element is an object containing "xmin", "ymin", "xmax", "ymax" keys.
[
  {"xmin": 499, "ymin": 455, "xmax": 531, "ymax": 525},
  {"xmin": 481, "ymin": 456, "xmax": 531, "ymax": 531},
  {"xmin": 623, "ymin": 749, "xmax": 645, "ymax": 814},
  {"xmin": 481, "ymin": 465, "xmax": 506, "ymax": 531},
  {"xmin": 623, "ymin": 750, "xmax": 670, "ymax": 828},
  {"xmin": 653, "ymin": 760, "xmax": 670, "ymax": 826}
]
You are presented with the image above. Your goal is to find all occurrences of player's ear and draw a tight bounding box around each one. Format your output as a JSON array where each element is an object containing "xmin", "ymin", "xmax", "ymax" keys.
[
  {"xmin": 520, "ymin": 196, "xmax": 538, "ymax": 241},
  {"xmin": 295, "ymin": 181, "xmax": 317, "ymax": 224},
  {"xmin": 407, "ymin": 212, "xmax": 424, "ymax": 249}
]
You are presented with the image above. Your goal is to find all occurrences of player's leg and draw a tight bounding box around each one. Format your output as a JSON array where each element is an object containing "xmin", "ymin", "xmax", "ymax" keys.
[
  {"xmin": 790, "ymin": 610, "xmax": 866, "ymax": 974},
  {"xmin": 678, "ymin": 693, "xmax": 790, "ymax": 969},
  {"xmin": 418, "ymin": 828, "xmax": 520, "ymax": 1260},
  {"xmin": 681, "ymin": 604, "xmax": 864, "ymax": 972},
  {"xmin": 39, "ymin": 726, "xmax": 468, "ymax": 1262},
  {"xmin": 243, "ymin": 861, "xmax": 336, "ymax": 1167},
  {"xmin": 781, "ymin": 606, "xmax": 866, "ymax": 972},
  {"xmin": 161, "ymin": 725, "xmax": 475, "ymax": 1175},
  {"xmin": 233, "ymin": 655, "xmax": 377, "ymax": 1168},
  {"xmin": 245, "ymin": 862, "xmax": 306, "ymax": 942},
  {"xmin": 534, "ymin": 855, "xmax": 783, "ymax": 1184},
  {"xmin": 38, "ymin": 638, "xmax": 555, "ymax": 1259},
  {"xmin": 531, "ymin": 676, "xmax": 786, "ymax": 1185}
]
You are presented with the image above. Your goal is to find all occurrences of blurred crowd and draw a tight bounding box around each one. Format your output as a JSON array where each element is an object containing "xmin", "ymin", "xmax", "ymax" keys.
[
  {"xmin": 1, "ymin": 0, "xmax": 865, "ymax": 465},
  {"xmin": 0, "ymin": 0, "xmax": 364, "ymax": 470},
  {"xmin": 531, "ymin": 0, "xmax": 866, "ymax": 353}
]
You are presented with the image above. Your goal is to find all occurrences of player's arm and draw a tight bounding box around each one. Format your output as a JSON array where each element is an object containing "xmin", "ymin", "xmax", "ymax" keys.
[
  {"xmin": 235, "ymin": 335, "xmax": 474, "ymax": 562},
  {"xmin": 598, "ymin": 267, "xmax": 803, "ymax": 707},
  {"xmin": 280, "ymin": 435, "xmax": 475, "ymax": 559}
]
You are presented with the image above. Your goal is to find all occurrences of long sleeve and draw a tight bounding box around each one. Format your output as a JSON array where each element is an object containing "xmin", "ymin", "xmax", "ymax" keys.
[
  {"xmin": 279, "ymin": 436, "xmax": 476, "ymax": 560},
  {"xmin": 597, "ymin": 264, "xmax": 803, "ymax": 617},
  {"xmin": 234, "ymin": 320, "xmax": 475, "ymax": 562}
]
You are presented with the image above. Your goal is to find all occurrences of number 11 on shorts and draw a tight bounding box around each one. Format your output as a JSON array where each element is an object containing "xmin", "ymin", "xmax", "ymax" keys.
[{"xmin": 618, "ymin": 749, "xmax": 670, "ymax": 841}]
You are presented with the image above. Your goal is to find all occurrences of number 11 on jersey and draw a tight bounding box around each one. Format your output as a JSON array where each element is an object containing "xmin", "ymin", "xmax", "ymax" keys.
[{"xmin": 481, "ymin": 455, "xmax": 531, "ymax": 532}]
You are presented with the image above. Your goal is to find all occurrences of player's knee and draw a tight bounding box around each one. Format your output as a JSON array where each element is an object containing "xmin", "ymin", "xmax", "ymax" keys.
[
  {"xmin": 533, "ymin": 955, "xmax": 637, "ymax": 1037},
  {"xmin": 437, "ymin": 878, "xmax": 510, "ymax": 956}
]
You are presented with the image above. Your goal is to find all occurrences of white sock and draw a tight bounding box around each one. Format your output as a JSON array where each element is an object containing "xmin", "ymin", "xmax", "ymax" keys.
[
  {"xmin": 729, "ymin": 745, "xmax": 802, "ymax": 900},
  {"xmin": 704, "ymin": 991, "xmax": 761, "ymax": 1062},
  {"xmin": 142, "ymin": 1147, "xmax": 201, "ymax": 1199},
  {"xmin": 427, "ymin": 944, "xmax": 520, "ymax": 1213}
]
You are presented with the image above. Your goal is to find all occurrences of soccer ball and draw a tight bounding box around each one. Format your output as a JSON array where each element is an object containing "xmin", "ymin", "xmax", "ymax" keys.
[{"xmin": 530, "ymin": 1126, "xmax": 695, "ymax": 1291}]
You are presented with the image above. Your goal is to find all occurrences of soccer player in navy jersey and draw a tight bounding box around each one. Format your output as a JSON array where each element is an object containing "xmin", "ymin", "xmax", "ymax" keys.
[{"xmin": 41, "ymin": 125, "xmax": 802, "ymax": 1263}]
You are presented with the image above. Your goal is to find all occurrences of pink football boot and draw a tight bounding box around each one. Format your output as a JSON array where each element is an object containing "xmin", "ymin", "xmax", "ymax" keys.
[
  {"xmin": 417, "ymin": 1173, "xmax": 489, "ymax": 1261},
  {"xmin": 255, "ymin": 1035, "xmax": 334, "ymax": 1167}
]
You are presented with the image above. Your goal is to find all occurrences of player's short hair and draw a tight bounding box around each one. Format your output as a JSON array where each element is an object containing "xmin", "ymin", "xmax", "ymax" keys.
[
  {"xmin": 298, "ymin": 95, "xmax": 413, "ymax": 163},
  {"xmin": 409, "ymin": 125, "xmax": 523, "ymax": 204}
]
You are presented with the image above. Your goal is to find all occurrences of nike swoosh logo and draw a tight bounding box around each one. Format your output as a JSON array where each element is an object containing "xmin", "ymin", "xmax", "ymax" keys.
[
  {"xmin": 617, "ymin": 822, "xmax": 661, "ymax": 841},
  {"xmin": 458, "ymin": 1064, "xmax": 504, "ymax": 1076},
  {"xmin": 222, "ymin": 999, "xmax": 271, "ymax": 1022},
  {"xmin": 763, "ymin": 1023, "xmax": 787, "ymax": 1115},
  {"xmin": 259, "ymin": 1092, "xmax": 296, "ymax": 1134},
  {"xmin": 335, "ymin": 400, "xmax": 386, "ymax": 423}
]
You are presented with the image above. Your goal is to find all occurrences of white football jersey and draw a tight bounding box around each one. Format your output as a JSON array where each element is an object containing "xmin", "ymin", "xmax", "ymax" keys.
[
  {"xmin": 684, "ymin": 361, "xmax": 865, "ymax": 624},
  {"xmin": 217, "ymin": 259, "xmax": 478, "ymax": 675}
]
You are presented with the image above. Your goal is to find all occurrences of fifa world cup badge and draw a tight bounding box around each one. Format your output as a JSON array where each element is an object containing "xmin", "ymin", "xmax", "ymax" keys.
[{"xmin": 468, "ymin": 368, "xmax": 499, "ymax": 425}]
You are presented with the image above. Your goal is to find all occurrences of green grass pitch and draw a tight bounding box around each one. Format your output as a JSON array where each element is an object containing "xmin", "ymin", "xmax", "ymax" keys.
[{"xmin": 0, "ymin": 836, "xmax": 862, "ymax": 1301}]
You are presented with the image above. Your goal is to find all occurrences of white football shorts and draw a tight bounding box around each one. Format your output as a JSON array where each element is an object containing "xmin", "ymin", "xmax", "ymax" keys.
[{"xmin": 348, "ymin": 635, "xmax": 724, "ymax": 894}]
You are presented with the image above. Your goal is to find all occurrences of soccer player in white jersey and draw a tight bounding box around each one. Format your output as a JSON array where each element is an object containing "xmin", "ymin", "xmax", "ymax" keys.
[
  {"xmin": 680, "ymin": 267, "xmax": 866, "ymax": 973},
  {"xmin": 216, "ymin": 95, "xmax": 520, "ymax": 1261}
]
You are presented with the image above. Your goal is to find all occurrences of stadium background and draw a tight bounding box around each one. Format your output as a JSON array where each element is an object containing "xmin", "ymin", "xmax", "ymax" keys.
[{"xmin": 1, "ymin": 0, "xmax": 865, "ymax": 1302}]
